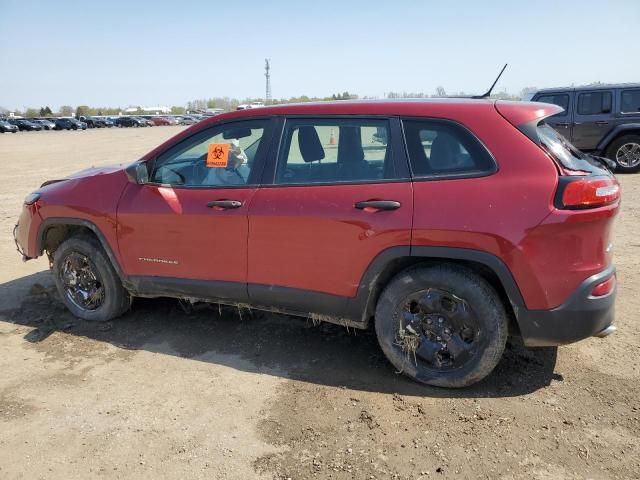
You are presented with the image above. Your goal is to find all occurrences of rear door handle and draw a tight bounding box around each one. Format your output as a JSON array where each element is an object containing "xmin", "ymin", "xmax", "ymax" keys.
[
  {"xmin": 354, "ymin": 200, "xmax": 401, "ymax": 211},
  {"xmin": 555, "ymin": 122, "xmax": 570, "ymax": 128},
  {"xmin": 207, "ymin": 200, "xmax": 242, "ymax": 209},
  {"xmin": 595, "ymin": 121, "xmax": 609, "ymax": 126}
]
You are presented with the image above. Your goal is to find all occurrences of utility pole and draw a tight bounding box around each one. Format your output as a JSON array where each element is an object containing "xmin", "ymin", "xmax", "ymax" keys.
[{"xmin": 265, "ymin": 59, "xmax": 271, "ymax": 105}]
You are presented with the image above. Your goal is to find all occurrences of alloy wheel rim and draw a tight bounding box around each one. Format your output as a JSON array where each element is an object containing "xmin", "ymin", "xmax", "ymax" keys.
[
  {"xmin": 60, "ymin": 252, "xmax": 105, "ymax": 311},
  {"xmin": 395, "ymin": 288, "xmax": 483, "ymax": 371},
  {"xmin": 616, "ymin": 142, "xmax": 640, "ymax": 168}
]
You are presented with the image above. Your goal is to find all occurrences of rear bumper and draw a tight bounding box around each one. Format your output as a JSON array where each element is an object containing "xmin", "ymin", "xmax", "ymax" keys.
[{"xmin": 517, "ymin": 266, "xmax": 616, "ymax": 347}]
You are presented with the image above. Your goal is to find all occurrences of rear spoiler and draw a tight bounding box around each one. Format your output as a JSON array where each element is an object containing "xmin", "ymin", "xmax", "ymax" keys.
[{"xmin": 495, "ymin": 100, "xmax": 564, "ymax": 128}]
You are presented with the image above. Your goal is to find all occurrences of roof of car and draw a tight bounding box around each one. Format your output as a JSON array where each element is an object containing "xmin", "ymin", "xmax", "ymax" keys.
[
  {"xmin": 535, "ymin": 83, "xmax": 640, "ymax": 94},
  {"xmin": 142, "ymin": 98, "xmax": 562, "ymax": 161},
  {"xmin": 199, "ymin": 98, "xmax": 503, "ymax": 125}
]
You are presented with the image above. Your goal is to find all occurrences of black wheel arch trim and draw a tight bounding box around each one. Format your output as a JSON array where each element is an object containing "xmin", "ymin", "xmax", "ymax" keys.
[
  {"xmin": 342, "ymin": 245, "xmax": 527, "ymax": 329},
  {"xmin": 596, "ymin": 123, "xmax": 640, "ymax": 154},
  {"xmin": 37, "ymin": 217, "xmax": 125, "ymax": 281}
]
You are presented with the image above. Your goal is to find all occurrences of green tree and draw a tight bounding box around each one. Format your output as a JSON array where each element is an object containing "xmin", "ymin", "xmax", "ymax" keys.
[
  {"xmin": 25, "ymin": 108, "xmax": 39, "ymax": 118},
  {"xmin": 59, "ymin": 105, "xmax": 73, "ymax": 116},
  {"xmin": 171, "ymin": 106, "xmax": 186, "ymax": 115}
]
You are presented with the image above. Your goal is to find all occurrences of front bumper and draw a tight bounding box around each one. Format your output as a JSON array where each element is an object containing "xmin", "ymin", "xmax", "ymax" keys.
[
  {"xmin": 14, "ymin": 203, "xmax": 41, "ymax": 260},
  {"xmin": 517, "ymin": 266, "xmax": 616, "ymax": 347}
]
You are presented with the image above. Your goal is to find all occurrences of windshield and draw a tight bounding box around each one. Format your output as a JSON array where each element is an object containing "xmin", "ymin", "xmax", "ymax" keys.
[{"xmin": 535, "ymin": 121, "xmax": 608, "ymax": 173}]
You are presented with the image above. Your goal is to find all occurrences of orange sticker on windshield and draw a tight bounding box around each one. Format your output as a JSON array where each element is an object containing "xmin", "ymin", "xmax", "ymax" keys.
[{"xmin": 207, "ymin": 143, "xmax": 229, "ymax": 168}]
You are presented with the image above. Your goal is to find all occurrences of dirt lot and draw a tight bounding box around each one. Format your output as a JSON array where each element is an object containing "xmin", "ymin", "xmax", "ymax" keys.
[{"xmin": 1, "ymin": 127, "xmax": 639, "ymax": 480}]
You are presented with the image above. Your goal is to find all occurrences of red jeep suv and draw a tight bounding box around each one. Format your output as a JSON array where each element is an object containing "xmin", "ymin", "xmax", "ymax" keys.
[{"xmin": 14, "ymin": 99, "xmax": 620, "ymax": 387}]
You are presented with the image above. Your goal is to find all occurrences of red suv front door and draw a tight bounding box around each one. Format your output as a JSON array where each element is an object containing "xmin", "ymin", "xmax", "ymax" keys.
[
  {"xmin": 247, "ymin": 117, "xmax": 413, "ymax": 309},
  {"xmin": 117, "ymin": 119, "xmax": 275, "ymax": 299}
]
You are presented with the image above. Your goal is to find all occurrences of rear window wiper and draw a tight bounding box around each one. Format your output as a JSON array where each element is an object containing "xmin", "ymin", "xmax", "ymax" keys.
[{"xmin": 586, "ymin": 153, "xmax": 616, "ymax": 171}]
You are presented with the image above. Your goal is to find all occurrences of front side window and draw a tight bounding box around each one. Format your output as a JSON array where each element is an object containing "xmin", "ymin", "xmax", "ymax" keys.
[
  {"xmin": 402, "ymin": 119, "xmax": 496, "ymax": 178},
  {"xmin": 536, "ymin": 94, "xmax": 569, "ymax": 117},
  {"xmin": 621, "ymin": 89, "xmax": 640, "ymax": 114},
  {"xmin": 275, "ymin": 118, "xmax": 393, "ymax": 184},
  {"xmin": 151, "ymin": 120, "xmax": 269, "ymax": 187},
  {"xmin": 577, "ymin": 91, "xmax": 612, "ymax": 115}
]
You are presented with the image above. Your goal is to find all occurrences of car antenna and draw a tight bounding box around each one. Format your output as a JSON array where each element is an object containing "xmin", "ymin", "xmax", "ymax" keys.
[{"xmin": 472, "ymin": 63, "xmax": 508, "ymax": 99}]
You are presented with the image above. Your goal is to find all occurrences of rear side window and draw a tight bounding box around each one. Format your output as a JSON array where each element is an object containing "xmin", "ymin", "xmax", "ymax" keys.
[
  {"xmin": 621, "ymin": 89, "xmax": 640, "ymax": 114},
  {"xmin": 402, "ymin": 119, "xmax": 496, "ymax": 178},
  {"xmin": 275, "ymin": 118, "xmax": 394, "ymax": 184},
  {"xmin": 577, "ymin": 91, "xmax": 612, "ymax": 115},
  {"xmin": 536, "ymin": 94, "xmax": 569, "ymax": 117}
]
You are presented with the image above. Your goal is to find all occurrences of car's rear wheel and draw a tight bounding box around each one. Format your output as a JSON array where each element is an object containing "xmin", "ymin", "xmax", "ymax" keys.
[
  {"xmin": 606, "ymin": 134, "xmax": 640, "ymax": 173},
  {"xmin": 375, "ymin": 264, "xmax": 508, "ymax": 388},
  {"xmin": 52, "ymin": 236, "xmax": 131, "ymax": 322}
]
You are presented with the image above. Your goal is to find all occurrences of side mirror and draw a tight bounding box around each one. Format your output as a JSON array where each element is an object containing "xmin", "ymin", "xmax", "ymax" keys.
[{"xmin": 125, "ymin": 161, "xmax": 149, "ymax": 184}]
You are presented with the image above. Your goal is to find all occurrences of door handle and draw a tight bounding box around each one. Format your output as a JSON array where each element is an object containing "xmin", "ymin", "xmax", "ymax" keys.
[
  {"xmin": 354, "ymin": 200, "xmax": 401, "ymax": 211},
  {"xmin": 555, "ymin": 122, "xmax": 570, "ymax": 128},
  {"xmin": 206, "ymin": 200, "xmax": 242, "ymax": 209},
  {"xmin": 595, "ymin": 121, "xmax": 609, "ymax": 126}
]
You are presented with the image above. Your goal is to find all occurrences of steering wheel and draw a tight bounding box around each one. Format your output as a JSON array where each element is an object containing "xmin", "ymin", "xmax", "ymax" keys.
[{"xmin": 159, "ymin": 166, "xmax": 186, "ymax": 185}]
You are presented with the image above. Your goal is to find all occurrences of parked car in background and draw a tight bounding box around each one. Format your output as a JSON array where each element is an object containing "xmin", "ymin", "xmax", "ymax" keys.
[
  {"xmin": 54, "ymin": 118, "xmax": 87, "ymax": 130},
  {"xmin": 80, "ymin": 116, "xmax": 112, "ymax": 128},
  {"xmin": 32, "ymin": 119, "xmax": 56, "ymax": 130},
  {"xmin": 13, "ymin": 99, "xmax": 620, "ymax": 388},
  {"xmin": 176, "ymin": 116, "xmax": 197, "ymax": 125},
  {"xmin": 530, "ymin": 83, "xmax": 640, "ymax": 172},
  {"xmin": 144, "ymin": 116, "xmax": 171, "ymax": 126},
  {"xmin": 0, "ymin": 120, "xmax": 19, "ymax": 133},
  {"xmin": 9, "ymin": 119, "xmax": 43, "ymax": 131},
  {"xmin": 114, "ymin": 116, "xmax": 146, "ymax": 128}
]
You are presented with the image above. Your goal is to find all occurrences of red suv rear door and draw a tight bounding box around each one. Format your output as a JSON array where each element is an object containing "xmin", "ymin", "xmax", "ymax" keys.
[{"xmin": 247, "ymin": 117, "xmax": 413, "ymax": 312}]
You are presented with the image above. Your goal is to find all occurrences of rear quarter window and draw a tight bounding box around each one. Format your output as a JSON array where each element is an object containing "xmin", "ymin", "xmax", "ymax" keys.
[
  {"xmin": 621, "ymin": 89, "xmax": 640, "ymax": 114},
  {"xmin": 402, "ymin": 119, "xmax": 496, "ymax": 178}
]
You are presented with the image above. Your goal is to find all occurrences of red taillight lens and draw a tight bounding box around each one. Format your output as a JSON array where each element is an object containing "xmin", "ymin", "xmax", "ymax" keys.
[
  {"xmin": 591, "ymin": 275, "xmax": 616, "ymax": 297},
  {"xmin": 560, "ymin": 177, "xmax": 620, "ymax": 209}
]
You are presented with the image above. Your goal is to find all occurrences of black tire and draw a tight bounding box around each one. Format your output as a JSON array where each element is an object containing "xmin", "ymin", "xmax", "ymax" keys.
[
  {"xmin": 375, "ymin": 264, "xmax": 508, "ymax": 388},
  {"xmin": 606, "ymin": 134, "xmax": 640, "ymax": 173},
  {"xmin": 52, "ymin": 235, "xmax": 131, "ymax": 322}
]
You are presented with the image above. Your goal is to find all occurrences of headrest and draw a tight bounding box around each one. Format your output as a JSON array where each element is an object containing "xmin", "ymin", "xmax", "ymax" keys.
[
  {"xmin": 298, "ymin": 126, "xmax": 325, "ymax": 163},
  {"xmin": 429, "ymin": 132, "xmax": 460, "ymax": 170},
  {"xmin": 337, "ymin": 126, "xmax": 364, "ymax": 163}
]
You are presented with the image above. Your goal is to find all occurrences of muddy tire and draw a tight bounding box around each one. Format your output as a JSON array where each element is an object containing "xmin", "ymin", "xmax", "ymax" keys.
[
  {"xmin": 375, "ymin": 264, "xmax": 508, "ymax": 388},
  {"xmin": 52, "ymin": 235, "xmax": 131, "ymax": 321}
]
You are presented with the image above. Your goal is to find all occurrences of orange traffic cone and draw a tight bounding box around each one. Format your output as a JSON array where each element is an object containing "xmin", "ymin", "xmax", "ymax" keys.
[{"xmin": 329, "ymin": 129, "xmax": 336, "ymax": 145}]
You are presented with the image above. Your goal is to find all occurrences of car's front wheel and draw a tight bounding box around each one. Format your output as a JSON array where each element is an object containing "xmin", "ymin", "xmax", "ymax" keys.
[
  {"xmin": 375, "ymin": 264, "xmax": 508, "ymax": 388},
  {"xmin": 607, "ymin": 134, "xmax": 640, "ymax": 173},
  {"xmin": 52, "ymin": 236, "xmax": 131, "ymax": 322}
]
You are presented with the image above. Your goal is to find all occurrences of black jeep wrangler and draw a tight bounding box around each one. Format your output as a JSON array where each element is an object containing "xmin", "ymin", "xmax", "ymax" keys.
[{"xmin": 531, "ymin": 84, "xmax": 640, "ymax": 172}]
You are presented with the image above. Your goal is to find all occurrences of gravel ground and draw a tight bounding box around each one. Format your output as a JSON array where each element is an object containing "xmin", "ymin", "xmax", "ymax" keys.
[{"xmin": 0, "ymin": 127, "xmax": 638, "ymax": 479}]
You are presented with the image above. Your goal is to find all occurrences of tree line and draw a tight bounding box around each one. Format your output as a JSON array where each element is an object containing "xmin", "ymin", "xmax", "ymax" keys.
[{"xmin": 2, "ymin": 88, "xmax": 539, "ymax": 118}]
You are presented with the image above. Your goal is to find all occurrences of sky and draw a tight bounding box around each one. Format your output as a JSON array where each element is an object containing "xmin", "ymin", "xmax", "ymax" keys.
[{"xmin": 1, "ymin": 0, "xmax": 638, "ymax": 110}]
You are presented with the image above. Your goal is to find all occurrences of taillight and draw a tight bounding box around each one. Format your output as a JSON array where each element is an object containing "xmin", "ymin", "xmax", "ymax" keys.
[
  {"xmin": 591, "ymin": 275, "xmax": 616, "ymax": 297},
  {"xmin": 558, "ymin": 176, "xmax": 620, "ymax": 209}
]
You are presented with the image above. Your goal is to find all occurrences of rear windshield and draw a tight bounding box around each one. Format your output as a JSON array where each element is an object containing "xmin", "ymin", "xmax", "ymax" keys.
[{"xmin": 533, "ymin": 121, "xmax": 609, "ymax": 173}]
